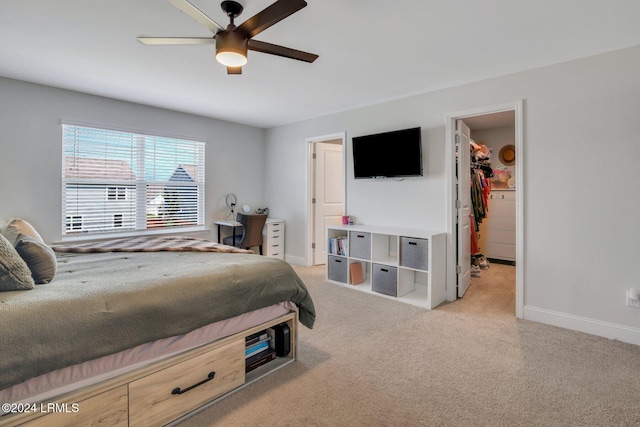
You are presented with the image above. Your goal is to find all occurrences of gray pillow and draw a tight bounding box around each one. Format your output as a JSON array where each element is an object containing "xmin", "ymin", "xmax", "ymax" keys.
[
  {"xmin": 0, "ymin": 234, "xmax": 35, "ymax": 291},
  {"xmin": 15, "ymin": 234, "xmax": 57, "ymax": 284}
]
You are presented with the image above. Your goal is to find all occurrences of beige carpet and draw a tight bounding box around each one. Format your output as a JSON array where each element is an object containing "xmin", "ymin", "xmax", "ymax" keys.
[{"xmin": 178, "ymin": 263, "xmax": 640, "ymax": 426}]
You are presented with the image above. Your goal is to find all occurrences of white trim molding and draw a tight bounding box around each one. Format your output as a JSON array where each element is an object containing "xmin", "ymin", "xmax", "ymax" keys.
[
  {"xmin": 445, "ymin": 100, "xmax": 524, "ymax": 318},
  {"xmin": 305, "ymin": 132, "xmax": 347, "ymax": 267},
  {"xmin": 524, "ymin": 306, "xmax": 640, "ymax": 347}
]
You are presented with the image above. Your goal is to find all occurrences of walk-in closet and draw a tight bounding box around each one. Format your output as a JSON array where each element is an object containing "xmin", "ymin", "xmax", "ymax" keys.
[{"xmin": 462, "ymin": 111, "xmax": 517, "ymax": 315}]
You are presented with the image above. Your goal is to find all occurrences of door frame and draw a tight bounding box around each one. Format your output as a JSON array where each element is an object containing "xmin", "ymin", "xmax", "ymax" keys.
[
  {"xmin": 306, "ymin": 132, "xmax": 347, "ymax": 266},
  {"xmin": 445, "ymin": 100, "xmax": 524, "ymax": 318}
]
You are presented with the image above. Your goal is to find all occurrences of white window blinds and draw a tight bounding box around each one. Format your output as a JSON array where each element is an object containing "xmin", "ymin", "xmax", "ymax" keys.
[{"xmin": 62, "ymin": 124, "xmax": 205, "ymax": 236}]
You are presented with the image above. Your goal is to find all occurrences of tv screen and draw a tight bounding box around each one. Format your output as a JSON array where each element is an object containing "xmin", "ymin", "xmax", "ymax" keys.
[{"xmin": 352, "ymin": 127, "xmax": 423, "ymax": 179}]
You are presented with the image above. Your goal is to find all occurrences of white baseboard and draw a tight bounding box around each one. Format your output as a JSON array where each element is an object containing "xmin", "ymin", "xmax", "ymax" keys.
[{"xmin": 524, "ymin": 305, "xmax": 640, "ymax": 347}]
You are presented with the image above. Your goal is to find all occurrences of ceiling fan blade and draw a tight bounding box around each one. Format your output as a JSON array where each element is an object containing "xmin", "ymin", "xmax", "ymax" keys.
[
  {"xmin": 235, "ymin": 0, "xmax": 307, "ymax": 39},
  {"xmin": 227, "ymin": 66, "xmax": 242, "ymax": 75},
  {"xmin": 137, "ymin": 37, "xmax": 215, "ymax": 45},
  {"xmin": 169, "ymin": 0, "xmax": 224, "ymax": 34},
  {"xmin": 248, "ymin": 39, "xmax": 318, "ymax": 63}
]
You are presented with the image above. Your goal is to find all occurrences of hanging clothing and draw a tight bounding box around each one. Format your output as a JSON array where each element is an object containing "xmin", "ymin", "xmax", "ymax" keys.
[
  {"xmin": 469, "ymin": 142, "xmax": 492, "ymax": 256},
  {"xmin": 470, "ymin": 168, "xmax": 490, "ymax": 228},
  {"xmin": 470, "ymin": 214, "xmax": 479, "ymax": 254}
]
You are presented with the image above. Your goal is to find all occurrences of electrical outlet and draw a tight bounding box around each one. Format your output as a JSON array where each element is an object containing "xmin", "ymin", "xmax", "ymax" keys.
[{"xmin": 626, "ymin": 288, "xmax": 640, "ymax": 308}]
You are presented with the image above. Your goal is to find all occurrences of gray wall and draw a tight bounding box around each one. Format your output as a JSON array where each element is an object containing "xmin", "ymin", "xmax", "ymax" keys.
[
  {"xmin": 0, "ymin": 77, "xmax": 266, "ymax": 243},
  {"xmin": 1, "ymin": 45, "xmax": 638, "ymax": 344},
  {"xmin": 265, "ymin": 45, "xmax": 640, "ymax": 343}
]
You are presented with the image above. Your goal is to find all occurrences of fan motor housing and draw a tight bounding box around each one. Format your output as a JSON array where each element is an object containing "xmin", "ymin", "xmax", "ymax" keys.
[{"xmin": 216, "ymin": 31, "xmax": 248, "ymax": 57}]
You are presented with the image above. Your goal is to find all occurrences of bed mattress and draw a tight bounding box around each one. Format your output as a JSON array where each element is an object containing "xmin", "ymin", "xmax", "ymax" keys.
[
  {"xmin": 0, "ymin": 251, "xmax": 315, "ymax": 391},
  {"xmin": 0, "ymin": 302, "xmax": 296, "ymax": 404}
]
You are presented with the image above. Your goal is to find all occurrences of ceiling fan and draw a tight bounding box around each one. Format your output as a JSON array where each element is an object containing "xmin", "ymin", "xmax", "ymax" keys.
[{"xmin": 137, "ymin": 0, "xmax": 318, "ymax": 74}]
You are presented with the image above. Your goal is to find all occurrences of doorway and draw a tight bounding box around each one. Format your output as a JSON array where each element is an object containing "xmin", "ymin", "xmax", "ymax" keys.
[
  {"xmin": 445, "ymin": 101, "xmax": 524, "ymax": 318},
  {"xmin": 306, "ymin": 133, "xmax": 346, "ymax": 266}
]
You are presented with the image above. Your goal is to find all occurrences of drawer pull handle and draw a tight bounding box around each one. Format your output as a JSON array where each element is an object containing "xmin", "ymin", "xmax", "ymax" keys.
[
  {"xmin": 334, "ymin": 259, "xmax": 343, "ymax": 263},
  {"xmin": 171, "ymin": 371, "xmax": 215, "ymax": 395},
  {"xmin": 381, "ymin": 268, "xmax": 389, "ymax": 272},
  {"xmin": 273, "ymin": 229, "xmax": 280, "ymax": 232},
  {"xmin": 356, "ymin": 234, "xmax": 365, "ymax": 238},
  {"xmin": 273, "ymin": 235, "xmax": 280, "ymax": 238},
  {"xmin": 408, "ymin": 242, "xmax": 417, "ymax": 246}
]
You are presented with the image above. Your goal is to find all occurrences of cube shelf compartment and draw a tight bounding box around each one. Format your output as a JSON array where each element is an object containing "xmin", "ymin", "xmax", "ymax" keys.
[{"xmin": 325, "ymin": 224, "xmax": 446, "ymax": 309}]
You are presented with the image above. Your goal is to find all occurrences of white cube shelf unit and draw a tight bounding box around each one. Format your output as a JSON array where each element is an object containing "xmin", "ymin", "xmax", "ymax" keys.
[{"xmin": 327, "ymin": 225, "xmax": 447, "ymax": 309}]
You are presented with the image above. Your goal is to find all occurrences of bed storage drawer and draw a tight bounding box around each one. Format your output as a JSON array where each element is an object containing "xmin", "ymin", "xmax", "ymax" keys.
[
  {"xmin": 17, "ymin": 385, "xmax": 128, "ymax": 427},
  {"xmin": 128, "ymin": 338, "xmax": 245, "ymax": 426}
]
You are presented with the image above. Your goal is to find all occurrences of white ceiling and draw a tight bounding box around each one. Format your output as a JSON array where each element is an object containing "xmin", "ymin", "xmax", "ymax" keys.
[{"xmin": 1, "ymin": 0, "xmax": 640, "ymax": 128}]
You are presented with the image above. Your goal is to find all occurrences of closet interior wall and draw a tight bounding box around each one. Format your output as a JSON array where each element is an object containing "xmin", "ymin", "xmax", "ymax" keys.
[{"xmin": 470, "ymin": 125, "xmax": 516, "ymax": 264}]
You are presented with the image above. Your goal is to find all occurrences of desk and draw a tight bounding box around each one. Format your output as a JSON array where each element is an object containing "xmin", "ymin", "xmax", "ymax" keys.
[
  {"xmin": 214, "ymin": 220, "xmax": 242, "ymax": 246},
  {"xmin": 215, "ymin": 218, "xmax": 285, "ymax": 259}
]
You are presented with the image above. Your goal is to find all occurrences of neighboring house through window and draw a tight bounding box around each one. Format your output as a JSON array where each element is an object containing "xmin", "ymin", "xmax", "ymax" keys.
[
  {"xmin": 107, "ymin": 187, "xmax": 127, "ymax": 201},
  {"xmin": 62, "ymin": 124, "xmax": 205, "ymax": 236}
]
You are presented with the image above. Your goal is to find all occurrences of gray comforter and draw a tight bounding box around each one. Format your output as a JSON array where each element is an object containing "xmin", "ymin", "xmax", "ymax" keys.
[{"xmin": 0, "ymin": 251, "xmax": 315, "ymax": 390}]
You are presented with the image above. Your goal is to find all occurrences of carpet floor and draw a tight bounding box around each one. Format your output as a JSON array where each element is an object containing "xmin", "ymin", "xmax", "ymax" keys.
[{"xmin": 177, "ymin": 262, "xmax": 640, "ymax": 427}]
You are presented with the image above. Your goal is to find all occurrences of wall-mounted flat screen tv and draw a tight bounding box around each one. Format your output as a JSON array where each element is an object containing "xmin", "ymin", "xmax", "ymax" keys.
[{"xmin": 352, "ymin": 127, "xmax": 423, "ymax": 179}]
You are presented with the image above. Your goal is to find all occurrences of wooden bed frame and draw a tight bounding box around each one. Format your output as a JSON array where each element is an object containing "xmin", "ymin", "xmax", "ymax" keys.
[{"xmin": 0, "ymin": 312, "xmax": 297, "ymax": 426}]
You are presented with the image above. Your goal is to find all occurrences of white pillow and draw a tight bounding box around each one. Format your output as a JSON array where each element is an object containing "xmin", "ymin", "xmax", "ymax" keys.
[{"xmin": 1, "ymin": 218, "xmax": 44, "ymax": 245}]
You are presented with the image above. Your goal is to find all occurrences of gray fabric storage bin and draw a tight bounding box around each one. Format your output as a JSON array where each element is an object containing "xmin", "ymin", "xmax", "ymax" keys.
[
  {"xmin": 328, "ymin": 255, "xmax": 348, "ymax": 283},
  {"xmin": 349, "ymin": 231, "xmax": 371, "ymax": 260},
  {"xmin": 399, "ymin": 237, "xmax": 429, "ymax": 271},
  {"xmin": 372, "ymin": 263, "xmax": 397, "ymax": 296}
]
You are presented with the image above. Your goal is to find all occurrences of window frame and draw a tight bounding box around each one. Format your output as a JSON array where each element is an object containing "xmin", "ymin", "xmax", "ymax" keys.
[{"xmin": 62, "ymin": 123, "xmax": 206, "ymax": 240}]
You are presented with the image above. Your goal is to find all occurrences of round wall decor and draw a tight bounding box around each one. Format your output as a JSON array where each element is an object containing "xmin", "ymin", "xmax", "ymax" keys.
[{"xmin": 499, "ymin": 144, "xmax": 516, "ymax": 166}]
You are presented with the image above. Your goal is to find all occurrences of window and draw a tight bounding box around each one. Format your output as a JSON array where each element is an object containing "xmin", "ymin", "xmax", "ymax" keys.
[
  {"xmin": 113, "ymin": 214, "xmax": 123, "ymax": 228},
  {"xmin": 62, "ymin": 124, "xmax": 205, "ymax": 236},
  {"xmin": 107, "ymin": 187, "xmax": 127, "ymax": 201},
  {"xmin": 65, "ymin": 215, "xmax": 83, "ymax": 232}
]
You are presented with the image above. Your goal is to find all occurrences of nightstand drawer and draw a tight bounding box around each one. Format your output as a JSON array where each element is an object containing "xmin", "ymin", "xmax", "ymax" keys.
[
  {"xmin": 267, "ymin": 222, "xmax": 284, "ymax": 235},
  {"xmin": 266, "ymin": 243, "xmax": 284, "ymax": 259},
  {"xmin": 268, "ymin": 234, "xmax": 284, "ymax": 245},
  {"xmin": 129, "ymin": 339, "xmax": 244, "ymax": 426}
]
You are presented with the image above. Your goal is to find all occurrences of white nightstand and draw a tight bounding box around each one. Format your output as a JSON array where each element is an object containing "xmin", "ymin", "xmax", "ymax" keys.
[{"xmin": 263, "ymin": 219, "xmax": 285, "ymax": 259}]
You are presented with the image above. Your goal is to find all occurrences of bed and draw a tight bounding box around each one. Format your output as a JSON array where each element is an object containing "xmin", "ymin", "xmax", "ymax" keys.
[{"xmin": 0, "ymin": 226, "xmax": 315, "ymax": 426}]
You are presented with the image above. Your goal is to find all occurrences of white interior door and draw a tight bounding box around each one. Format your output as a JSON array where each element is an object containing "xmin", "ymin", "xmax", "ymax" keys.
[
  {"xmin": 313, "ymin": 142, "xmax": 343, "ymax": 265},
  {"xmin": 456, "ymin": 120, "xmax": 472, "ymax": 297}
]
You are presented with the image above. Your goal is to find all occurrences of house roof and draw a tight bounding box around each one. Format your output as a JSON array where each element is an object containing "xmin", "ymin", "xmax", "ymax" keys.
[
  {"xmin": 64, "ymin": 157, "xmax": 136, "ymax": 180},
  {"xmin": 170, "ymin": 164, "xmax": 199, "ymax": 183},
  {"xmin": 1, "ymin": 1, "xmax": 640, "ymax": 128}
]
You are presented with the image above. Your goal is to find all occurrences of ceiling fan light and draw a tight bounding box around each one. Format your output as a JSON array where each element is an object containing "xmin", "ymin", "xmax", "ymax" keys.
[
  {"xmin": 216, "ymin": 50, "xmax": 247, "ymax": 67},
  {"xmin": 216, "ymin": 31, "xmax": 248, "ymax": 67}
]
